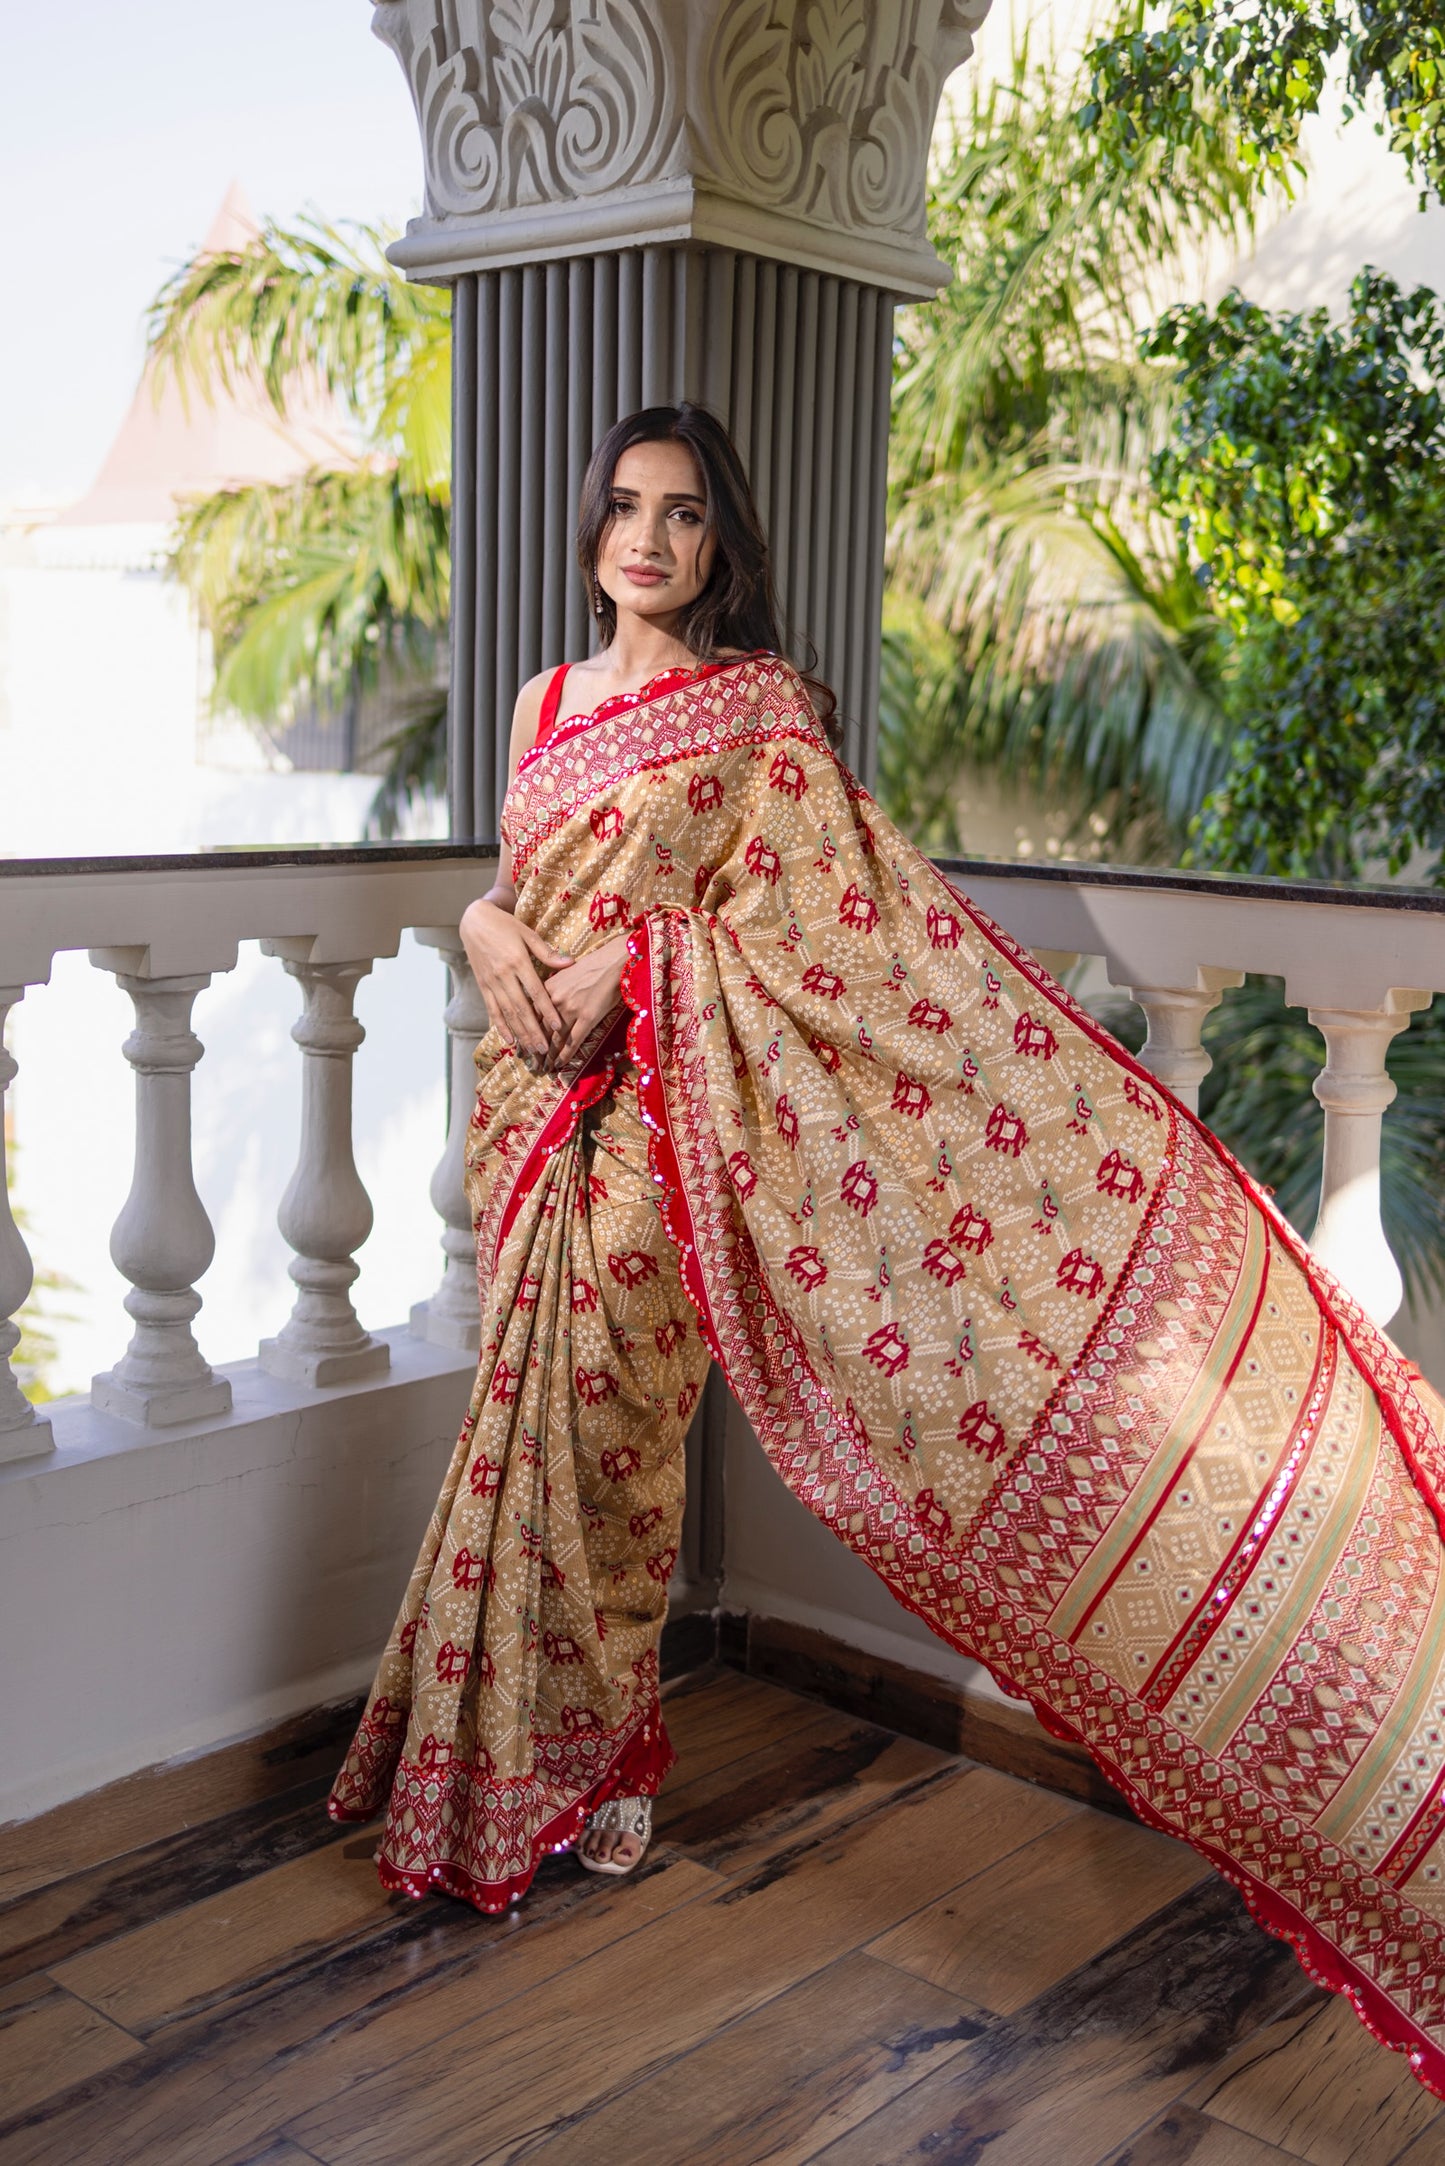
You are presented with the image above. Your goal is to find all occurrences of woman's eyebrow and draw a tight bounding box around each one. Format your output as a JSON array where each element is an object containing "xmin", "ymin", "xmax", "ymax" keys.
[{"xmin": 609, "ymin": 486, "xmax": 706, "ymax": 507}]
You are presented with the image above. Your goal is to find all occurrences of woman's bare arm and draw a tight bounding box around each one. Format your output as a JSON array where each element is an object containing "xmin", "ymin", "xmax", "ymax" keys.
[{"xmin": 459, "ymin": 674, "xmax": 573, "ymax": 1059}]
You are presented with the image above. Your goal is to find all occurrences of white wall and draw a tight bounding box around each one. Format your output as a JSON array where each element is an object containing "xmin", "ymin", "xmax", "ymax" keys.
[
  {"xmin": 0, "ymin": 1331, "xmax": 474, "ymax": 1823},
  {"xmin": 722, "ymin": 1397, "xmax": 1011, "ymax": 1701}
]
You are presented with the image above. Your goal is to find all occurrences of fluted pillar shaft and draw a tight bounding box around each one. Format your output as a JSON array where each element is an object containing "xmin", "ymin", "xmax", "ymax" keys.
[
  {"xmin": 448, "ymin": 249, "xmax": 897, "ymax": 832},
  {"xmin": 410, "ymin": 927, "xmax": 490, "ymax": 1350},
  {"xmin": 91, "ymin": 972, "xmax": 232, "ymax": 1427},
  {"xmin": 371, "ymin": 1, "xmax": 995, "ymax": 829},
  {"xmin": 260, "ymin": 951, "xmax": 389, "ymax": 1387},
  {"xmin": 0, "ymin": 988, "xmax": 55, "ymax": 1462}
]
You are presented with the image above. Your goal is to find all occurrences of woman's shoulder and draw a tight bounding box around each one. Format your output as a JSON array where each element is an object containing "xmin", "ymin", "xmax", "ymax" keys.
[{"xmin": 514, "ymin": 663, "xmax": 569, "ymax": 714}]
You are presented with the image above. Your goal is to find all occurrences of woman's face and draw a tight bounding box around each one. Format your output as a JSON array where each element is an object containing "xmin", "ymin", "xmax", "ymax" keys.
[{"xmin": 596, "ymin": 438, "xmax": 716, "ymax": 631}]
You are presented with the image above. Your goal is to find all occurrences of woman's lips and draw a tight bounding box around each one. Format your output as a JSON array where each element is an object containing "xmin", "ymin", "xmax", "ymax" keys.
[{"xmin": 622, "ymin": 565, "xmax": 668, "ymax": 585}]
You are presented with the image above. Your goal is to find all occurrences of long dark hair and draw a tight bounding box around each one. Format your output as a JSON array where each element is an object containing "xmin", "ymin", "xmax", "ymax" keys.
[{"xmin": 576, "ymin": 402, "xmax": 840, "ymax": 746}]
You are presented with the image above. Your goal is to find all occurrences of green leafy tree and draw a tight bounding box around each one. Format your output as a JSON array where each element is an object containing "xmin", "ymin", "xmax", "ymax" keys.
[
  {"xmin": 1146, "ymin": 269, "xmax": 1445, "ymax": 879},
  {"xmin": 1091, "ymin": 3, "xmax": 1445, "ymax": 197},
  {"xmin": 1086, "ymin": 2, "xmax": 1445, "ymax": 199},
  {"xmin": 149, "ymin": 217, "xmax": 452, "ymax": 834},
  {"xmin": 880, "ymin": 4, "xmax": 1254, "ymax": 854}
]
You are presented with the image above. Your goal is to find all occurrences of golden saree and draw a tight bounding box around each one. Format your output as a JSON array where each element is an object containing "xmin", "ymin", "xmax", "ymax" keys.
[{"xmin": 331, "ymin": 653, "xmax": 1445, "ymax": 2095}]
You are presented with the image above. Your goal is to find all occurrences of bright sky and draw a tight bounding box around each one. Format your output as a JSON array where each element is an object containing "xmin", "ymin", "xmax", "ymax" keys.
[
  {"xmin": 4, "ymin": 0, "xmax": 1441, "ymax": 504},
  {"xmin": 0, "ymin": 0, "xmax": 423, "ymax": 501}
]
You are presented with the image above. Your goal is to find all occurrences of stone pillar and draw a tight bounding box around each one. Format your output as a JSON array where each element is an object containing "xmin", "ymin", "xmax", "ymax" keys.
[
  {"xmin": 1126, "ymin": 968, "xmax": 1247, "ymax": 1116},
  {"xmin": 259, "ymin": 948, "xmax": 390, "ymax": 1387},
  {"xmin": 371, "ymin": 0, "xmax": 994, "ymax": 828}
]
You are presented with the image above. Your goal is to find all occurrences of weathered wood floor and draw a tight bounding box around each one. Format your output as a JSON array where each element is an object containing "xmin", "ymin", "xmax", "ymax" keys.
[{"xmin": 2, "ymin": 1663, "xmax": 1443, "ymax": 2166}]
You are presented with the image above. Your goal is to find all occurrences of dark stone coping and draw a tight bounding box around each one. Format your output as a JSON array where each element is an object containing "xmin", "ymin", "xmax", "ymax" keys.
[
  {"xmin": 0, "ymin": 841, "xmax": 503, "ymax": 878},
  {"xmin": 0, "ymin": 841, "xmax": 1440, "ymax": 915},
  {"xmin": 934, "ymin": 856, "xmax": 1445, "ymax": 916}
]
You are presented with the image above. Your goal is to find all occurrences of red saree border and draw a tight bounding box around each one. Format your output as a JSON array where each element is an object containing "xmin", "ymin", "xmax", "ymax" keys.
[
  {"xmin": 330, "ymin": 1706, "xmax": 673, "ymax": 1916},
  {"xmin": 518, "ymin": 652, "xmax": 771, "ymax": 777},
  {"xmin": 509, "ymin": 656, "xmax": 828, "ymax": 878},
  {"xmin": 489, "ymin": 1010, "xmax": 630, "ymax": 1273},
  {"xmin": 928, "ymin": 863, "xmax": 1445, "ymax": 1554},
  {"xmin": 1141, "ymin": 1313, "xmax": 1336, "ymax": 1708},
  {"xmin": 1064, "ymin": 1224, "xmax": 1273, "ymax": 1650},
  {"xmin": 627, "ymin": 900, "xmax": 1445, "ymax": 2100}
]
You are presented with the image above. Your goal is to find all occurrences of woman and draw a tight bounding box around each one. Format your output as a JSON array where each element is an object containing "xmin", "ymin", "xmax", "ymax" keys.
[{"xmin": 331, "ymin": 404, "xmax": 1445, "ymax": 2094}]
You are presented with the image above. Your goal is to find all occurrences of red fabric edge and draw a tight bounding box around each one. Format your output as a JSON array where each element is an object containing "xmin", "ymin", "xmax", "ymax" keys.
[
  {"xmin": 490, "ymin": 1011, "xmax": 630, "ymax": 1272},
  {"xmin": 1026, "ymin": 1691, "xmax": 1445, "ymax": 2098},
  {"xmin": 621, "ymin": 917, "xmax": 726, "ymax": 1364},
  {"xmin": 518, "ymin": 652, "xmax": 770, "ymax": 778},
  {"xmin": 328, "ymin": 1716, "xmax": 674, "ymax": 1917},
  {"xmin": 622, "ymin": 895, "xmax": 1445, "ymax": 2103},
  {"xmin": 928, "ymin": 864, "xmax": 1445, "ymax": 1554}
]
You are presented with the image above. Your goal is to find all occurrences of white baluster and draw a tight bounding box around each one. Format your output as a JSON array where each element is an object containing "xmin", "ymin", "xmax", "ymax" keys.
[
  {"xmin": 259, "ymin": 947, "xmax": 389, "ymax": 1387},
  {"xmin": 410, "ymin": 927, "xmax": 489, "ymax": 1350},
  {"xmin": 0, "ymin": 988, "xmax": 55, "ymax": 1463},
  {"xmin": 1124, "ymin": 967, "xmax": 1246, "ymax": 1114},
  {"xmin": 91, "ymin": 971, "xmax": 232, "ymax": 1427},
  {"xmin": 1306, "ymin": 990, "xmax": 1432, "ymax": 1328}
]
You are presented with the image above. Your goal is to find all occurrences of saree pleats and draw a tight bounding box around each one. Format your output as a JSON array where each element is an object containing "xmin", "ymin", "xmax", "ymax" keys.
[
  {"xmin": 335, "ymin": 652, "xmax": 1445, "ymax": 2094},
  {"xmin": 328, "ymin": 1053, "xmax": 705, "ymax": 1909}
]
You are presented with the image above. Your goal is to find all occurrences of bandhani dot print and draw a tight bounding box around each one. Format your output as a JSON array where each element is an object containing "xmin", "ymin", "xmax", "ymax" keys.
[{"xmin": 331, "ymin": 654, "xmax": 1445, "ymax": 2099}]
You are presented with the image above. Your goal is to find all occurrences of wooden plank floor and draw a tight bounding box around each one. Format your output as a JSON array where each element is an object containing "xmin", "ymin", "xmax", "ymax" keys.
[{"xmin": 3, "ymin": 1665, "xmax": 1444, "ymax": 2166}]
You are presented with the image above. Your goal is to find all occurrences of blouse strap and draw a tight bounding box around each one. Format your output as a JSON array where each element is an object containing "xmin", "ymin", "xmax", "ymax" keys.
[{"xmin": 533, "ymin": 663, "xmax": 572, "ymax": 751}]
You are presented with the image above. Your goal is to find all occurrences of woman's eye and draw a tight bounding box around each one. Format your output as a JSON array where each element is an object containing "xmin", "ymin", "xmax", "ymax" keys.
[
  {"xmin": 609, "ymin": 497, "xmax": 636, "ymax": 517},
  {"xmin": 670, "ymin": 508, "xmax": 701, "ymax": 525}
]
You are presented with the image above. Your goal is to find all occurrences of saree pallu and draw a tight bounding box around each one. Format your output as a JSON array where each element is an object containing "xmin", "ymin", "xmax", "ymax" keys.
[{"xmin": 333, "ymin": 652, "xmax": 1445, "ymax": 2094}]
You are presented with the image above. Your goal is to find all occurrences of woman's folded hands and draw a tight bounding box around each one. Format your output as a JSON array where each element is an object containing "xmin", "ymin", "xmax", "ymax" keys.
[{"xmin": 460, "ymin": 899, "xmax": 629, "ymax": 1073}]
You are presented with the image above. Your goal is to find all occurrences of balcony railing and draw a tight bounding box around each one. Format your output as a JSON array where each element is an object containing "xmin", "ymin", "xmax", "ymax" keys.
[
  {"xmin": 0, "ymin": 843, "xmax": 496, "ymax": 1463},
  {"xmin": 3, "ymin": 847, "xmax": 1445, "ymax": 1470}
]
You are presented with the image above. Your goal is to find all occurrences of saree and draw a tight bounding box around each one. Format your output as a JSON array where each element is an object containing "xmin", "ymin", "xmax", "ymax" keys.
[{"xmin": 331, "ymin": 652, "xmax": 1445, "ymax": 2095}]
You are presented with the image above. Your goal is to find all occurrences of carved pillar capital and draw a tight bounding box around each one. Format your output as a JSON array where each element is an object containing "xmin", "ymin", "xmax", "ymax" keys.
[{"xmin": 373, "ymin": 0, "xmax": 994, "ymax": 295}]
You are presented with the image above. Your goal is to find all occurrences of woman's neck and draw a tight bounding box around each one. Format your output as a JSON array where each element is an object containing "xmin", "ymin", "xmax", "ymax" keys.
[{"xmin": 598, "ymin": 611, "xmax": 701, "ymax": 681}]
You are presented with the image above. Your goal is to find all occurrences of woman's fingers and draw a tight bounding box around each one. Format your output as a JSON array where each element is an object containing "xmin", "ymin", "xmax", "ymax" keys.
[
  {"xmin": 505, "ymin": 967, "xmax": 570, "ymax": 1061},
  {"xmin": 517, "ymin": 966, "xmax": 565, "ymax": 1043},
  {"xmin": 518, "ymin": 922, "xmax": 573, "ymax": 970}
]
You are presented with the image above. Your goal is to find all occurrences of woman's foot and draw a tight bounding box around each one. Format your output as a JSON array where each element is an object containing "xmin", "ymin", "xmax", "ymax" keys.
[{"xmin": 576, "ymin": 1795, "xmax": 652, "ymax": 1875}]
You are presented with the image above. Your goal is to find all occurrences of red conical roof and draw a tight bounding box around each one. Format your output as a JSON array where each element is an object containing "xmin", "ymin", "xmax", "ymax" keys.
[{"xmin": 59, "ymin": 183, "xmax": 354, "ymax": 527}]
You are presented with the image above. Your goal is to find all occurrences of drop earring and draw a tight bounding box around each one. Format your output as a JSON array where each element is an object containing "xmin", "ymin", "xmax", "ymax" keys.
[{"xmin": 592, "ymin": 575, "xmax": 604, "ymax": 620}]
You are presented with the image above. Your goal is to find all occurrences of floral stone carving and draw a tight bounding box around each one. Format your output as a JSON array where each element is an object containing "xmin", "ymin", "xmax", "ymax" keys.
[{"xmin": 372, "ymin": 0, "xmax": 994, "ymax": 291}]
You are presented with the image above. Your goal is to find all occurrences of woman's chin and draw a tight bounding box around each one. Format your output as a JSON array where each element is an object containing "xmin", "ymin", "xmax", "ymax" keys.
[{"xmin": 611, "ymin": 585, "xmax": 689, "ymax": 621}]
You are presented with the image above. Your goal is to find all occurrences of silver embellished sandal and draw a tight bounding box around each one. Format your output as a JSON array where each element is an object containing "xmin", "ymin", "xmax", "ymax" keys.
[{"xmin": 576, "ymin": 1794, "xmax": 652, "ymax": 1877}]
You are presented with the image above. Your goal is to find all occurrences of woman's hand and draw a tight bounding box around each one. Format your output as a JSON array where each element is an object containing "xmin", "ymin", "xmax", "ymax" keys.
[
  {"xmin": 544, "ymin": 932, "xmax": 631, "ymax": 1071},
  {"xmin": 460, "ymin": 898, "xmax": 572, "ymax": 1062}
]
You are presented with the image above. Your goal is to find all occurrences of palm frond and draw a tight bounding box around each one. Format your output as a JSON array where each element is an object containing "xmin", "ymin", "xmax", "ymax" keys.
[
  {"xmin": 172, "ymin": 464, "xmax": 449, "ymax": 723},
  {"xmin": 893, "ymin": 3, "xmax": 1261, "ymax": 492},
  {"xmin": 148, "ymin": 216, "xmax": 451, "ymax": 496},
  {"xmin": 363, "ymin": 688, "xmax": 451, "ymax": 840},
  {"xmin": 884, "ymin": 443, "xmax": 1232, "ymax": 849}
]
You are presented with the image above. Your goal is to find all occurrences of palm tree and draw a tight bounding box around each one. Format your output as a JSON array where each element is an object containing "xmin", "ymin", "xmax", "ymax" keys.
[
  {"xmin": 148, "ymin": 216, "xmax": 452, "ymax": 834},
  {"xmin": 880, "ymin": 4, "xmax": 1259, "ymax": 857}
]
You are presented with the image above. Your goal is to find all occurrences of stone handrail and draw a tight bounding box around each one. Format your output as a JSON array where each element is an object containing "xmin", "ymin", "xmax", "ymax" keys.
[
  {"xmin": 937, "ymin": 857, "xmax": 1445, "ymax": 1331},
  {"xmin": 2, "ymin": 846, "xmax": 1442, "ymax": 1466},
  {"xmin": 0, "ymin": 845, "xmax": 498, "ymax": 1463}
]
